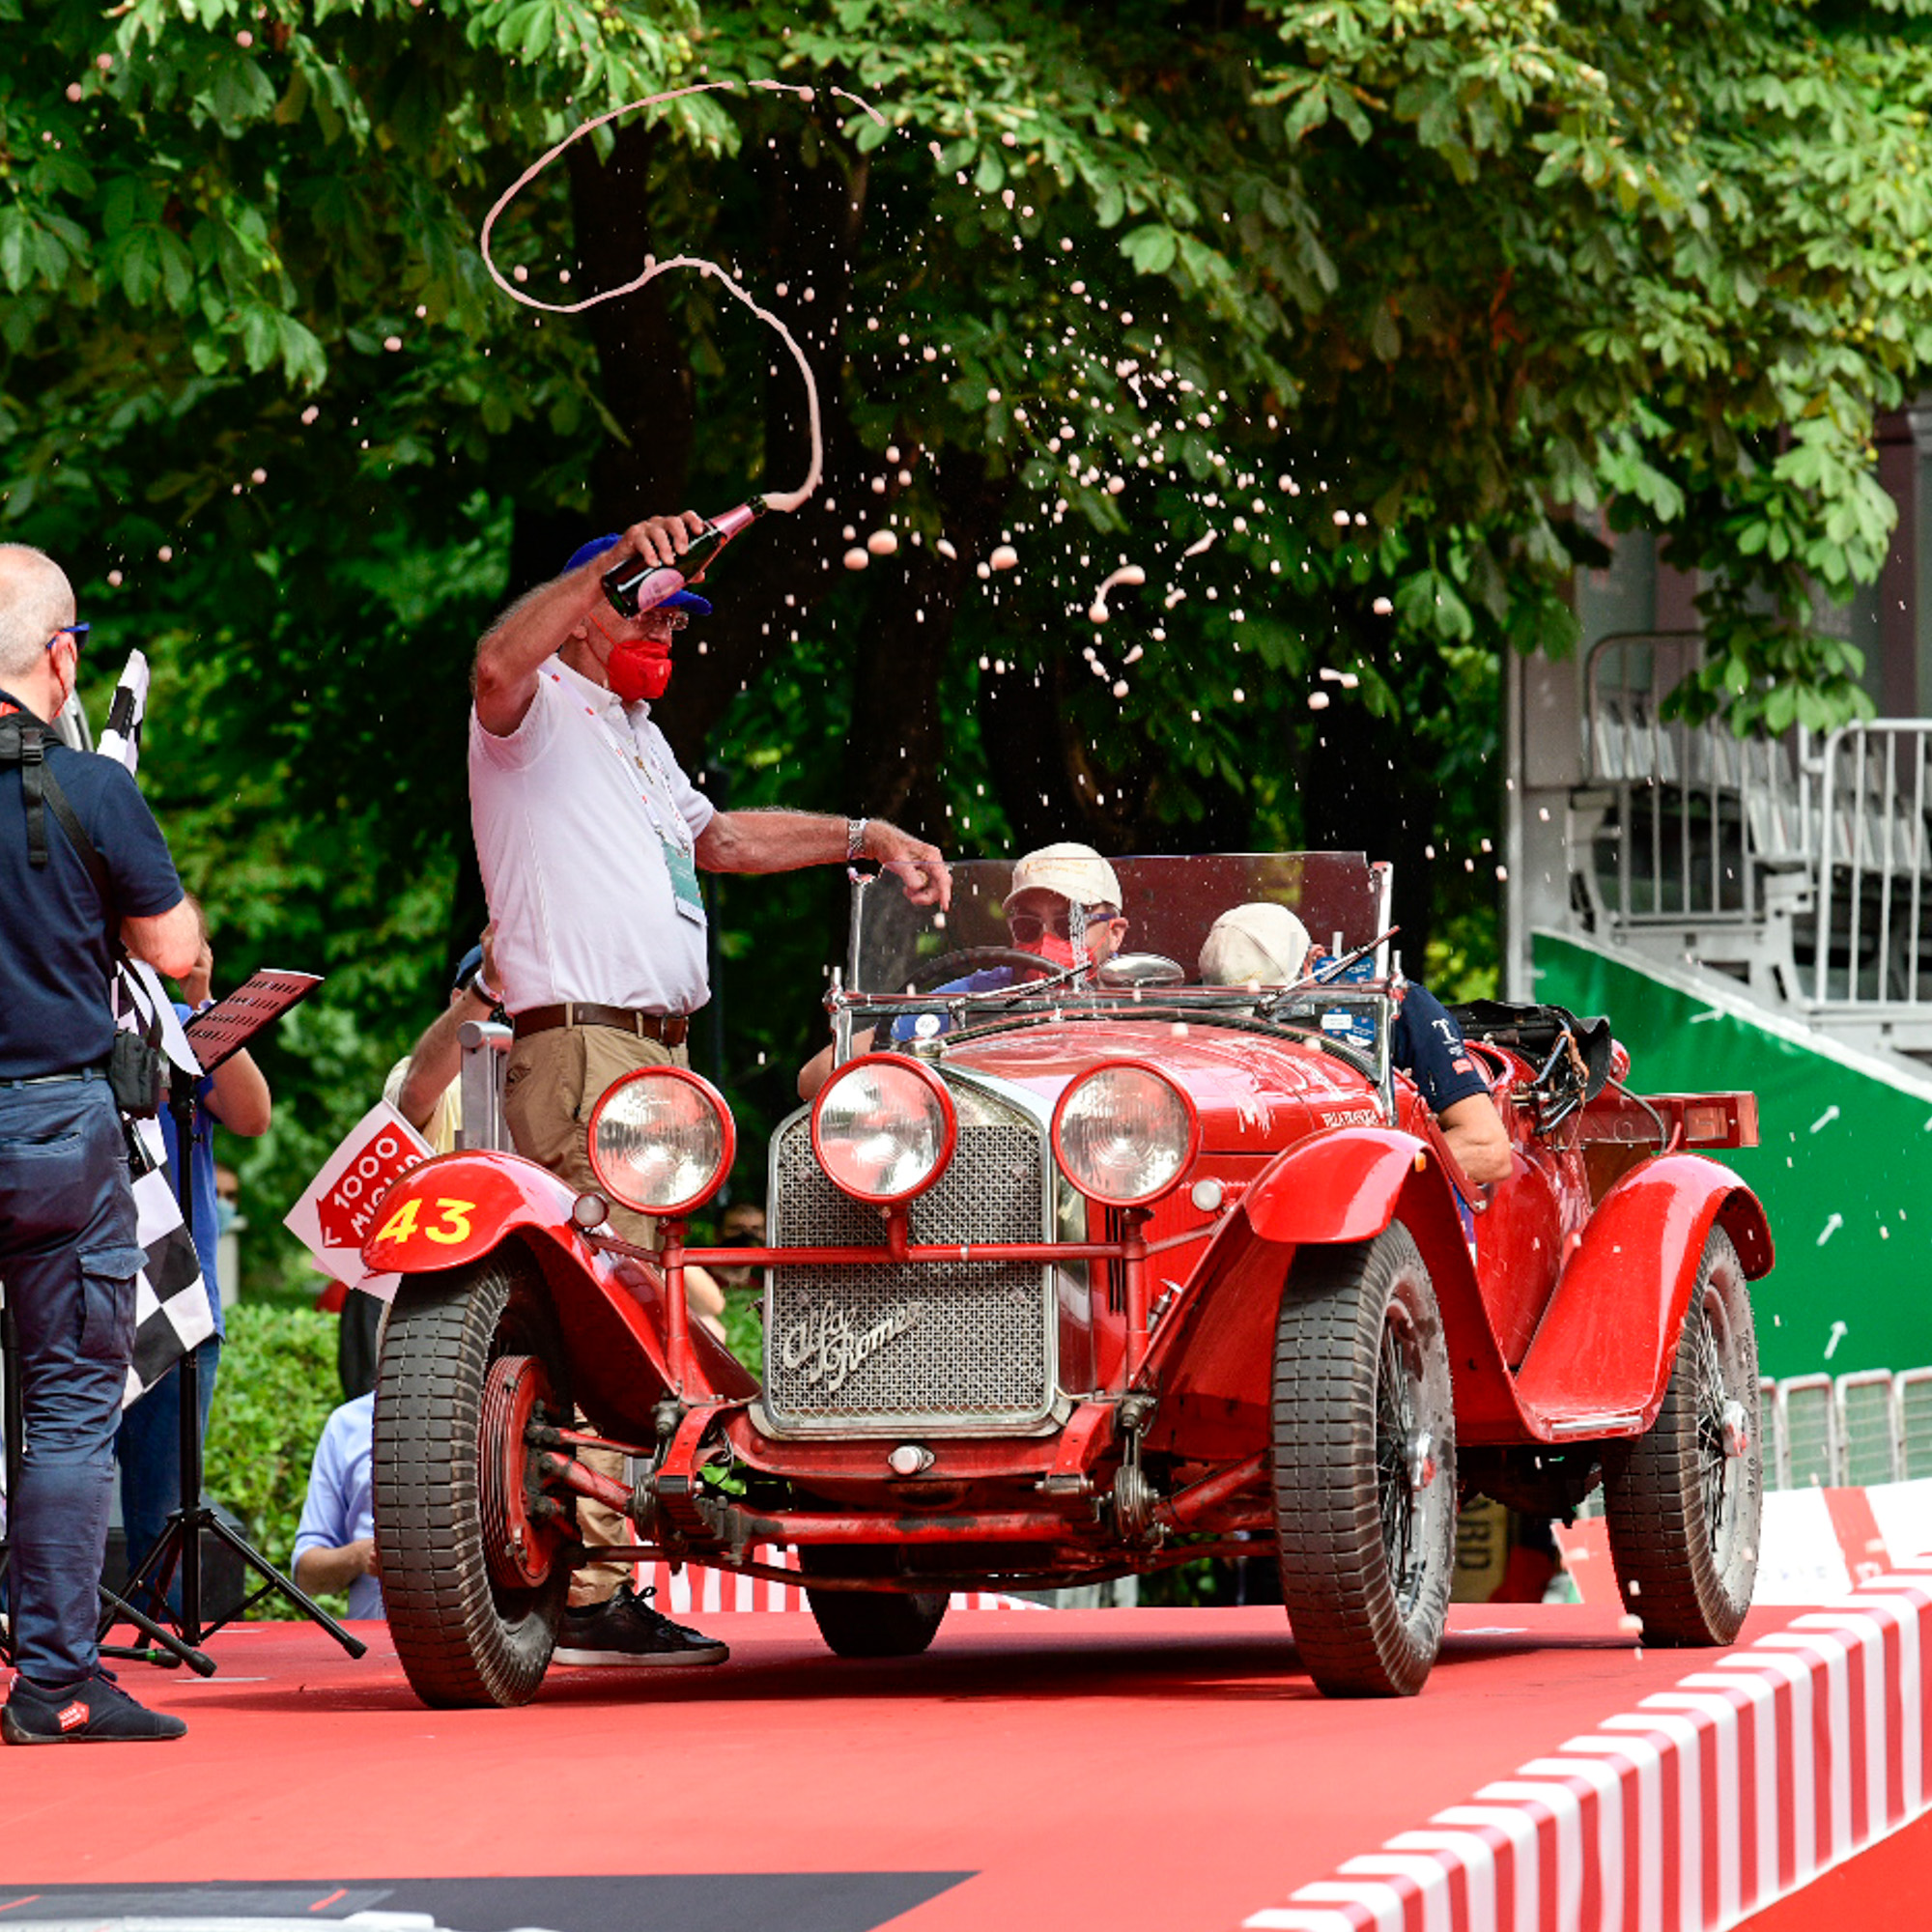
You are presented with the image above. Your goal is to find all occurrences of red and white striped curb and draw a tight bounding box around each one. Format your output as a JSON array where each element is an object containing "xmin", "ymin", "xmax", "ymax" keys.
[
  {"xmin": 634, "ymin": 1546, "xmax": 1048, "ymax": 1615},
  {"xmin": 1240, "ymin": 1561, "xmax": 1932, "ymax": 1932}
]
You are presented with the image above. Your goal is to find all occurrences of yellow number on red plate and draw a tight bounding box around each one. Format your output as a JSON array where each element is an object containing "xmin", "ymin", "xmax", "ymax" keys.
[
  {"xmin": 422, "ymin": 1198, "xmax": 476, "ymax": 1245},
  {"xmin": 375, "ymin": 1196, "xmax": 421, "ymax": 1245}
]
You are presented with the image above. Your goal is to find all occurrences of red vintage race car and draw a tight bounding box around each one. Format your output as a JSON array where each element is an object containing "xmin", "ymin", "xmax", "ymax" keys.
[{"xmin": 363, "ymin": 852, "xmax": 1771, "ymax": 1707}]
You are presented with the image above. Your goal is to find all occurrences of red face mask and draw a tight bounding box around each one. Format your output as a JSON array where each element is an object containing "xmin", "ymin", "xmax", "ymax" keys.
[
  {"xmin": 1020, "ymin": 930, "xmax": 1081, "ymax": 970},
  {"xmin": 606, "ymin": 634, "xmax": 672, "ymax": 704}
]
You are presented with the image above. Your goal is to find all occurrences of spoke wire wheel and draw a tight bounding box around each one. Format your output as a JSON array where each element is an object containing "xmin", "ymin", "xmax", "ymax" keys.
[
  {"xmin": 1270, "ymin": 1221, "xmax": 1458, "ymax": 1697},
  {"xmin": 373, "ymin": 1251, "xmax": 575, "ymax": 1707},
  {"xmin": 798, "ymin": 1547, "xmax": 951, "ymax": 1659},
  {"xmin": 1602, "ymin": 1227, "xmax": 1761, "ymax": 1646}
]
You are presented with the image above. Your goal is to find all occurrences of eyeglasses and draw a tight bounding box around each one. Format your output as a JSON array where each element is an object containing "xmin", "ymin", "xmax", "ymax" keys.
[
  {"xmin": 45, "ymin": 622, "xmax": 89, "ymax": 655},
  {"xmin": 1009, "ymin": 906, "xmax": 1120, "ymax": 944}
]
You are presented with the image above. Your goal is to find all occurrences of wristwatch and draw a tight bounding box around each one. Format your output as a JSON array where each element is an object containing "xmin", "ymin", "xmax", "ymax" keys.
[
  {"xmin": 846, "ymin": 816, "xmax": 870, "ymax": 864},
  {"xmin": 470, "ymin": 971, "xmax": 503, "ymax": 1009}
]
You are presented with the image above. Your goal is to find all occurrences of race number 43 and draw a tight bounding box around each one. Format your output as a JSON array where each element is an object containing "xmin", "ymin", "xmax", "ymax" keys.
[{"xmin": 376, "ymin": 1196, "xmax": 477, "ymax": 1248}]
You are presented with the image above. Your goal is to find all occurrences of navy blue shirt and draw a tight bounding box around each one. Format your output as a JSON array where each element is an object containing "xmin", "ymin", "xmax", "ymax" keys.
[
  {"xmin": 0, "ymin": 691, "xmax": 183, "ymax": 1078},
  {"xmin": 888, "ymin": 965, "xmax": 1023, "ymax": 1040},
  {"xmin": 1392, "ymin": 983, "xmax": 1492, "ymax": 1115}
]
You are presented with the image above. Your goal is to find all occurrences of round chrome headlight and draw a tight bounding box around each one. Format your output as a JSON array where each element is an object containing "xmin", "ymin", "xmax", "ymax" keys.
[
  {"xmin": 1052, "ymin": 1062, "xmax": 1199, "ymax": 1207},
  {"xmin": 586, "ymin": 1066, "xmax": 734, "ymax": 1218},
  {"xmin": 811, "ymin": 1055, "xmax": 957, "ymax": 1205}
]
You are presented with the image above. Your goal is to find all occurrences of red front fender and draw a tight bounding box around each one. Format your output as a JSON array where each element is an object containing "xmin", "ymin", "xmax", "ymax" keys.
[
  {"xmin": 1242, "ymin": 1125, "xmax": 1437, "ymax": 1246},
  {"xmin": 360, "ymin": 1151, "xmax": 755, "ymax": 1434},
  {"xmin": 362, "ymin": 1151, "xmax": 584, "ymax": 1274},
  {"xmin": 1512, "ymin": 1154, "xmax": 1773, "ymax": 1435},
  {"xmin": 1145, "ymin": 1127, "xmax": 1526, "ymax": 1457}
]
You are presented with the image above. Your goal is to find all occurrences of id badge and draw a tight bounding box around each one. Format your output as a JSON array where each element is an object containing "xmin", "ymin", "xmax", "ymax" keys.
[{"xmin": 665, "ymin": 838, "xmax": 706, "ymax": 925}]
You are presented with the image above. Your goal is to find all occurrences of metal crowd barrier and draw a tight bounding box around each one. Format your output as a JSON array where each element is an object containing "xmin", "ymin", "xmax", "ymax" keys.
[{"xmin": 1755, "ymin": 1363, "xmax": 1932, "ymax": 1490}]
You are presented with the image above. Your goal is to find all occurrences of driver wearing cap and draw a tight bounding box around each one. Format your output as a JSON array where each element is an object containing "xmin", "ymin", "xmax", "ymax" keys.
[
  {"xmin": 1198, "ymin": 902, "xmax": 1512, "ymax": 1186},
  {"xmin": 798, "ymin": 841, "xmax": 1128, "ymax": 1100}
]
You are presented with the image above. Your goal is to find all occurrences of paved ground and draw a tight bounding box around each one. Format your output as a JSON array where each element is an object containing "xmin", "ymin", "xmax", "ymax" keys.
[{"xmin": 0, "ymin": 1604, "xmax": 1800, "ymax": 1932}]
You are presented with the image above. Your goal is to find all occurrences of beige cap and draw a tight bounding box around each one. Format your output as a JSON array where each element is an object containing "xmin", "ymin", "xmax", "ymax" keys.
[
  {"xmin": 1198, "ymin": 902, "xmax": 1312, "ymax": 987},
  {"xmin": 1009, "ymin": 841, "xmax": 1123, "ymax": 910}
]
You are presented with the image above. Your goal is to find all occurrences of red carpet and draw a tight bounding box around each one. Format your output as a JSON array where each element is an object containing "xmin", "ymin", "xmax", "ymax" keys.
[{"xmin": 0, "ymin": 1604, "xmax": 1816, "ymax": 1932}]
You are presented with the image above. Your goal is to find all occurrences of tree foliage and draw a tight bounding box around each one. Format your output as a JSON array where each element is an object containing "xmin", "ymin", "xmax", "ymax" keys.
[{"xmin": 4, "ymin": 0, "xmax": 1929, "ymax": 1283}]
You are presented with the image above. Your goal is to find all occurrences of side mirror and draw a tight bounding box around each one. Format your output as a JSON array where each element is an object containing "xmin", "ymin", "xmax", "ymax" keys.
[{"xmin": 1095, "ymin": 952, "xmax": 1186, "ymax": 988}]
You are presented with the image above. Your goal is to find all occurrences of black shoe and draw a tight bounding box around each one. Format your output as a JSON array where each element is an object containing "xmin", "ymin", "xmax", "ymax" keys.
[
  {"xmin": 3, "ymin": 1670, "xmax": 186, "ymax": 1744},
  {"xmin": 553, "ymin": 1584, "xmax": 728, "ymax": 1667}
]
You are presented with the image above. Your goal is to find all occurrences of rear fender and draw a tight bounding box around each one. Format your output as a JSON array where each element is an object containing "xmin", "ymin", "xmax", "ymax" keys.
[
  {"xmin": 1145, "ymin": 1129, "xmax": 1524, "ymax": 1457},
  {"xmin": 1512, "ymin": 1154, "xmax": 1773, "ymax": 1435},
  {"xmin": 362, "ymin": 1151, "xmax": 754, "ymax": 1433}
]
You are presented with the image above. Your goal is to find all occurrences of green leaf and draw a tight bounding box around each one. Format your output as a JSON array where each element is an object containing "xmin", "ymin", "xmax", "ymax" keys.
[{"xmin": 1119, "ymin": 224, "xmax": 1178, "ymax": 275}]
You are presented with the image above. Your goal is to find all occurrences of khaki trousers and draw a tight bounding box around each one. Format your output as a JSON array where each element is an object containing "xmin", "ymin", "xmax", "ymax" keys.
[{"xmin": 504, "ymin": 1023, "xmax": 685, "ymax": 1605}]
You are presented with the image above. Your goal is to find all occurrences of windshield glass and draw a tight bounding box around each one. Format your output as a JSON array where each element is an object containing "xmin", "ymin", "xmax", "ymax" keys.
[{"xmin": 849, "ymin": 852, "xmax": 1390, "ymax": 997}]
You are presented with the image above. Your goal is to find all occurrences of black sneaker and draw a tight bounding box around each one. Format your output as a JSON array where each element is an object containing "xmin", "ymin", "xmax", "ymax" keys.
[
  {"xmin": 553, "ymin": 1584, "xmax": 728, "ymax": 1667},
  {"xmin": 3, "ymin": 1670, "xmax": 186, "ymax": 1744}
]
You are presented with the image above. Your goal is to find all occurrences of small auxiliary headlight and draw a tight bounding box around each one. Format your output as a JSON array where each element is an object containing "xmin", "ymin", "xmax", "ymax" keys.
[
  {"xmin": 811, "ymin": 1054, "xmax": 957, "ymax": 1206},
  {"xmin": 586, "ymin": 1066, "xmax": 735, "ymax": 1218},
  {"xmin": 1053, "ymin": 1061, "xmax": 1199, "ymax": 1207}
]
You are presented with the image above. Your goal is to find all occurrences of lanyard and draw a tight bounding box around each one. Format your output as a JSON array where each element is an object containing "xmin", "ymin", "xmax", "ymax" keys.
[{"xmin": 549, "ymin": 669, "xmax": 694, "ymax": 855}]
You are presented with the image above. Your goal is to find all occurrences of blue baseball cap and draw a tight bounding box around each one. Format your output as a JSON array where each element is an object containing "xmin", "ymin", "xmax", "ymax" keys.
[
  {"xmin": 566, "ymin": 533, "xmax": 712, "ymax": 615},
  {"xmin": 452, "ymin": 943, "xmax": 486, "ymax": 993}
]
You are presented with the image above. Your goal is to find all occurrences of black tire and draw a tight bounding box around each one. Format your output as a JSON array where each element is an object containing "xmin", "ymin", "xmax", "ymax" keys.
[
  {"xmin": 373, "ymin": 1251, "xmax": 573, "ymax": 1708},
  {"xmin": 1602, "ymin": 1228, "xmax": 1761, "ymax": 1646},
  {"xmin": 1270, "ymin": 1222, "xmax": 1458, "ymax": 1697},
  {"xmin": 798, "ymin": 1547, "xmax": 950, "ymax": 1659}
]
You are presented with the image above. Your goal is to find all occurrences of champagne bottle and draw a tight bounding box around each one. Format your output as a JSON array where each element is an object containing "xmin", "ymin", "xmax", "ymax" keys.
[{"xmin": 600, "ymin": 498, "xmax": 769, "ymax": 618}]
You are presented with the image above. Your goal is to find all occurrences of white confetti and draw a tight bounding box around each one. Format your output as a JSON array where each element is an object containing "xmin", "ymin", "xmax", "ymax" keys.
[
  {"xmin": 1308, "ymin": 692, "xmax": 1330, "ymax": 711},
  {"xmin": 937, "ymin": 537, "xmax": 958, "ymax": 559},
  {"xmin": 1825, "ymin": 1319, "xmax": 1848, "ymax": 1358},
  {"xmin": 1182, "ymin": 529, "xmax": 1219, "ymax": 558},
  {"xmin": 867, "ymin": 529, "xmax": 898, "ymax": 556},
  {"xmin": 989, "ymin": 545, "xmax": 1020, "ymax": 572},
  {"xmin": 1817, "ymin": 1212, "xmax": 1844, "ymax": 1246},
  {"xmin": 843, "ymin": 548, "xmax": 869, "ymax": 571},
  {"xmin": 1810, "ymin": 1105, "xmax": 1840, "ymax": 1133}
]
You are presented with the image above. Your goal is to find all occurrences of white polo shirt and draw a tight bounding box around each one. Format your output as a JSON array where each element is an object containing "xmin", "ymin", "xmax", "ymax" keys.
[{"xmin": 469, "ymin": 656, "xmax": 716, "ymax": 1014}]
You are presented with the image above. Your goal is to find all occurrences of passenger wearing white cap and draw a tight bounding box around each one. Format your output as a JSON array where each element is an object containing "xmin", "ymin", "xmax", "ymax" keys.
[
  {"xmin": 798, "ymin": 841, "xmax": 1129, "ymax": 1099},
  {"xmin": 1198, "ymin": 902, "xmax": 1512, "ymax": 1187},
  {"xmin": 1198, "ymin": 902, "xmax": 1312, "ymax": 988}
]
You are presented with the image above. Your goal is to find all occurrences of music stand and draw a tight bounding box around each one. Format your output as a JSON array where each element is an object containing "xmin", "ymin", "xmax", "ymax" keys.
[{"xmin": 109, "ymin": 970, "xmax": 366, "ymax": 1662}]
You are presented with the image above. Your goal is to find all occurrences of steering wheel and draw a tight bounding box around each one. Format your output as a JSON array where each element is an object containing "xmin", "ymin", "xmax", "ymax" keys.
[{"xmin": 900, "ymin": 947, "xmax": 1065, "ymax": 993}]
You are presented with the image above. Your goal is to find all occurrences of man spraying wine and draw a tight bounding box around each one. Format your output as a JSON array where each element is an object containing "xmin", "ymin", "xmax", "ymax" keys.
[{"xmin": 466, "ymin": 506, "xmax": 950, "ymax": 1671}]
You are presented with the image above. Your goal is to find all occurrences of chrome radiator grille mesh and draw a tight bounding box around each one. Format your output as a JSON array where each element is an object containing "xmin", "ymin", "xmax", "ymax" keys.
[{"xmin": 763, "ymin": 1090, "xmax": 1054, "ymax": 1435}]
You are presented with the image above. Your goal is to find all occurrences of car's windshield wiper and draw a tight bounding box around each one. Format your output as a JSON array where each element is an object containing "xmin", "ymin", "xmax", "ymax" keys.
[{"xmin": 1261, "ymin": 923, "xmax": 1401, "ymax": 1017}]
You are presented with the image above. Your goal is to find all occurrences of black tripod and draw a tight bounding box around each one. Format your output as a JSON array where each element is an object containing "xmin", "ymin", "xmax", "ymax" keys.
[
  {"xmin": 105, "ymin": 1049, "xmax": 364, "ymax": 1662},
  {"xmin": 0, "ymin": 1293, "xmax": 214, "ymax": 1677}
]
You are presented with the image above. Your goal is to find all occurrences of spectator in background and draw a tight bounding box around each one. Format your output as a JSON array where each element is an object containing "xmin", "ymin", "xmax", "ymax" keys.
[
  {"xmin": 291, "ymin": 1391, "xmax": 380, "ymax": 1621},
  {"xmin": 709, "ymin": 1201, "xmax": 766, "ymax": 1293},
  {"xmin": 115, "ymin": 899, "xmax": 271, "ymax": 1608},
  {"xmin": 384, "ymin": 931, "xmax": 502, "ymax": 1154},
  {"xmin": 337, "ymin": 933, "xmax": 504, "ymax": 1399}
]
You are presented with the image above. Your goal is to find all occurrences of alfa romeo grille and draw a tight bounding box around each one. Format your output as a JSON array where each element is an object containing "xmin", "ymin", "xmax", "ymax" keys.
[{"xmin": 763, "ymin": 1086, "xmax": 1055, "ymax": 1435}]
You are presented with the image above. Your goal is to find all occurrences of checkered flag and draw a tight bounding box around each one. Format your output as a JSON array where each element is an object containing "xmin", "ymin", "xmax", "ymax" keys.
[{"xmin": 124, "ymin": 1119, "xmax": 214, "ymax": 1406}]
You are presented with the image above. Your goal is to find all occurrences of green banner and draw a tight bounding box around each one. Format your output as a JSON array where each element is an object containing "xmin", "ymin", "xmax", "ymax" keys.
[{"xmin": 1532, "ymin": 930, "xmax": 1932, "ymax": 1380}]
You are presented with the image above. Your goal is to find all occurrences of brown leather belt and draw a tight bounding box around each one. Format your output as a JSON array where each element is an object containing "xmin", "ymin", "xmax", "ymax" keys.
[{"xmin": 512, "ymin": 1003, "xmax": 689, "ymax": 1046}]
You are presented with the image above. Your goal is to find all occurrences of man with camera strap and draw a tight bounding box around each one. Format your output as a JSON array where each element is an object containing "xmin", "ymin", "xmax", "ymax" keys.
[{"xmin": 0, "ymin": 545, "xmax": 199, "ymax": 1744}]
